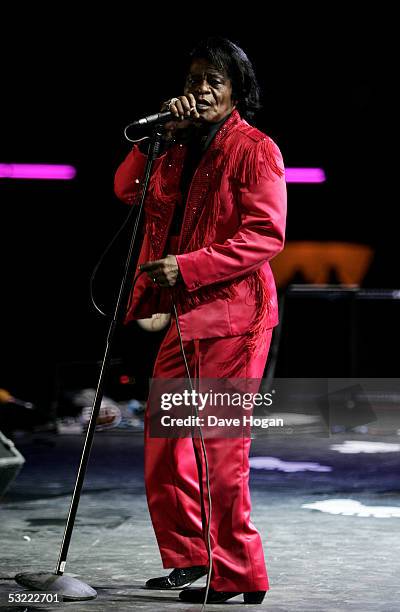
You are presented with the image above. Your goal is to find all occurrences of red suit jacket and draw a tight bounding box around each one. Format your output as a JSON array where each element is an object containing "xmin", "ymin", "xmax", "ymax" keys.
[{"xmin": 114, "ymin": 110, "xmax": 287, "ymax": 347}]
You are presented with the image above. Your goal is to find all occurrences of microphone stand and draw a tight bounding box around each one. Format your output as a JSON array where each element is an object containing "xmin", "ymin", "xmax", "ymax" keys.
[{"xmin": 15, "ymin": 125, "xmax": 164, "ymax": 601}]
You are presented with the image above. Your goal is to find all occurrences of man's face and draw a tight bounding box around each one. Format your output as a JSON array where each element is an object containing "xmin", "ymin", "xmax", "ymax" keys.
[{"xmin": 184, "ymin": 59, "xmax": 236, "ymax": 123}]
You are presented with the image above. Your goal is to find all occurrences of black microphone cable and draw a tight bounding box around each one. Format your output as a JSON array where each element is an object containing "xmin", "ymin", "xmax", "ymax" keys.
[
  {"xmin": 172, "ymin": 300, "xmax": 213, "ymax": 612},
  {"xmin": 89, "ymin": 201, "xmax": 140, "ymax": 317}
]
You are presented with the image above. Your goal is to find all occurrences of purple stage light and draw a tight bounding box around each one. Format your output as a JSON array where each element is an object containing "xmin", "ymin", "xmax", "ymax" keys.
[
  {"xmin": 285, "ymin": 168, "xmax": 326, "ymax": 183},
  {"xmin": 0, "ymin": 164, "xmax": 76, "ymax": 180},
  {"xmin": 0, "ymin": 163, "xmax": 325, "ymax": 184}
]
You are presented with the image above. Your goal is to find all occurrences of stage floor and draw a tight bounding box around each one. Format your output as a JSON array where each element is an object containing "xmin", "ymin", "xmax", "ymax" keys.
[{"xmin": 1, "ymin": 430, "xmax": 399, "ymax": 611}]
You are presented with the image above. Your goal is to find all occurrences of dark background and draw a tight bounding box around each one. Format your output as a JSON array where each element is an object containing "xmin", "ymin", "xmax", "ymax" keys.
[{"xmin": 1, "ymin": 9, "xmax": 398, "ymax": 414}]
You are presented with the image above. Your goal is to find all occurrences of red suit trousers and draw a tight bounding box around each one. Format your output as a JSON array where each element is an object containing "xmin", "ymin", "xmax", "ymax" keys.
[{"xmin": 144, "ymin": 318, "xmax": 272, "ymax": 592}]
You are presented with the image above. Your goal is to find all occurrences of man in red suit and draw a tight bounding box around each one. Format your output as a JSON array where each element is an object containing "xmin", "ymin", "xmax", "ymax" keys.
[{"xmin": 114, "ymin": 37, "xmax": 287, "ymax": 605}]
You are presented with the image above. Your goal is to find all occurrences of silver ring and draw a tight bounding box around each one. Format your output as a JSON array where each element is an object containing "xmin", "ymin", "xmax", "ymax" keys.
[{"xmin": 167, "ymin": 97, "xmax": 179, "ymax": 110}]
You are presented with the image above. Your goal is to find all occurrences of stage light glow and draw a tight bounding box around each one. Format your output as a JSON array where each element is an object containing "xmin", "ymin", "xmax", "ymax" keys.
[
  {"xmin": 1, "ymin": 164, "xmax": 325, "ymax": 183},
  {"xmin": 302, "ymin": 499, "xmax": 400, "ymax": 518},
  {"xmin": 0, "ymin": 164, "xmax": 76, "ymax": 180},
  {"xmin": 330, "ymin": 440, "xmax": 400, "ymax": 454},
  {"xmin": 249, "ymin": 457, "xmax": 332, "ymax": 473},
  {"xmin": 285, "ymin": 167, "xmax": 326, "ymax": 183}
]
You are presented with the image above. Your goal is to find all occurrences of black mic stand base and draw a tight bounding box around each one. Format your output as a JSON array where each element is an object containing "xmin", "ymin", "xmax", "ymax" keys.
[{"xmin": 15, "ymin": 572, "xmax": 97, "ymax": 601}]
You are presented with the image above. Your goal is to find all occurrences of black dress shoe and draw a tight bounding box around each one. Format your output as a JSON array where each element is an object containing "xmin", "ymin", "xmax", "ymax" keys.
[
  {"xmin": 179, "ymin": 586, "xmax": 266, "ymax": 604},
  {"xmin": 145, "ymin": 565, "xmax": 208, "ymax": 590}
]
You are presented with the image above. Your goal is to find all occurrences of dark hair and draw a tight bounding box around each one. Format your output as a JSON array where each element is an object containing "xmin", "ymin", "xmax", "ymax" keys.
[{"xmin": 188, "ymin": 36, "xmax": 262, "ymax": 122}]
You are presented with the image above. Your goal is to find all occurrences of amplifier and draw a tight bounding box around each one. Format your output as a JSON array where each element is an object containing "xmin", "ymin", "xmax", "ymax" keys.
[{"xmin": 275, "ymin": 286, "xmax": 400, "ymax": 377}]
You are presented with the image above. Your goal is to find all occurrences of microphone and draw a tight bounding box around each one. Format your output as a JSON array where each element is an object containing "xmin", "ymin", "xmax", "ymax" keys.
[
  {"xmin": 0, "ymin": 388, "xmax": 34, "ymax": 410},
  {"xmin": 130, "ymin": 111, "xmax": 176, "ymax": 128}
]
